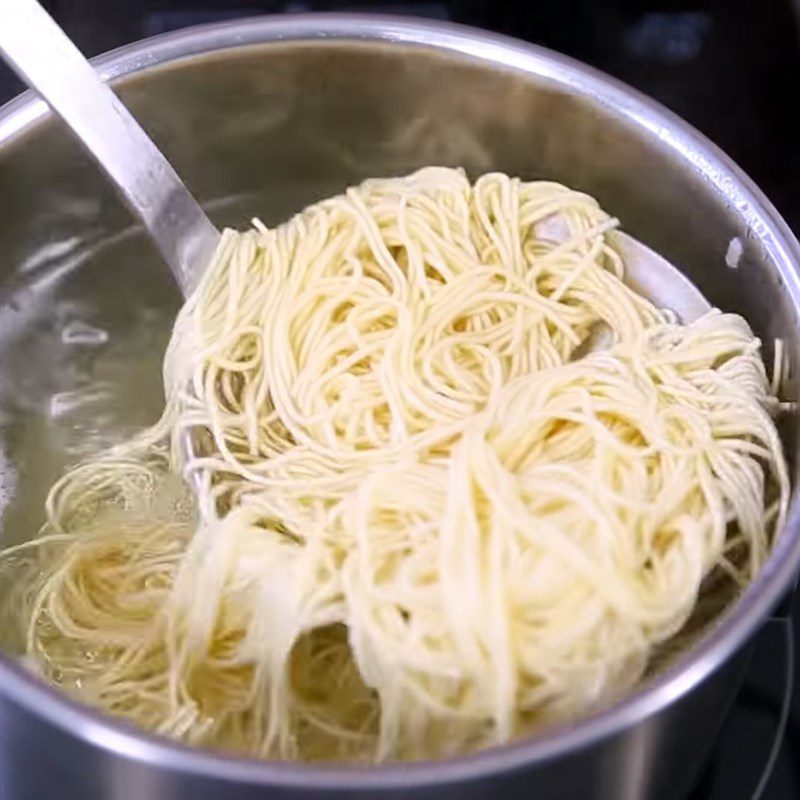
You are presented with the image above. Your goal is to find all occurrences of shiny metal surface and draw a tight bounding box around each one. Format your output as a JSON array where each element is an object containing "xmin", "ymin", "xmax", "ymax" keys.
[
  {"xmin": 608, "ymin": 232, "xmax": 710, "ymax": 322},
  {"xmin": 0, "ymin": 0, "xmax": 219, "ymax": 294},
  {"xmin": 0, "ymin": 14, "xmax": 798, "ymax": 800}
]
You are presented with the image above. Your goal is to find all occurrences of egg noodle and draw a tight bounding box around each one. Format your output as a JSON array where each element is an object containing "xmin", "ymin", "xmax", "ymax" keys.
[{"xmin": 0, "ymin": 168, "xmax": 790, "ymax": 761}]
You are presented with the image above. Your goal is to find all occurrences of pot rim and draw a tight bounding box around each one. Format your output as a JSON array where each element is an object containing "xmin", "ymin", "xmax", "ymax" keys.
[{"xmin": 1, "ymin": 12, "xmax": 798, "ymax": 790}]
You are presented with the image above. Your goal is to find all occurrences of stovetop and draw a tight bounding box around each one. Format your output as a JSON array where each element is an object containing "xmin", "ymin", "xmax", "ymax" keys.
[
  {"xmin": 691, "ymin": 614, "xmax": 798, "ymax": 800},
  {"xmin": 1, "ymin": 3, "xmax": 798, "ymax": 799}
]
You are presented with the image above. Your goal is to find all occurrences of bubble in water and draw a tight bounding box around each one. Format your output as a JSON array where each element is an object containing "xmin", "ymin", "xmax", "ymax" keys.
[
  {"xmin": 61, "ymin": 320, "xmax": 109, "ymax": 346},
  {"xmin": 49, "ymin": 386, "xmax": 109, "ymax": 420}
]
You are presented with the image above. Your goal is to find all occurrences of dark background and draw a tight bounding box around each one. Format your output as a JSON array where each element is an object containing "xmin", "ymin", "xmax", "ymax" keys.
[{"xmin": 1, "ymin": 2, "xmax": 798, "ymax": 799}]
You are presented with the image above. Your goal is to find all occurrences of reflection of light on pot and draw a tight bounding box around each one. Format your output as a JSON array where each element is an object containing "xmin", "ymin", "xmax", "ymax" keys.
[{"xmin": 725, "ymin": 237, "xmax": 743, "ymax": 270}]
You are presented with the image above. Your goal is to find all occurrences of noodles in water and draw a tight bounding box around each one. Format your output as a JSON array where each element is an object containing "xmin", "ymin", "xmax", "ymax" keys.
[{"xmin": 0, "ymin": 168, "xmax": 790, "ymax": 761}]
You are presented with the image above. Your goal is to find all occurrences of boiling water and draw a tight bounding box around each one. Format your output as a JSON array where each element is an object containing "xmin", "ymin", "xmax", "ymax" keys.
[
  {"xmin": 0, "ymin": 224, "xmax": 184, "ymax": 661},
  {"xmin": 0, "ymin": 185, "xmax": 343, "ymax": 658},
  {"xmin": 0, "ymin": 185, "xmax": 329, "ymax": 548},
  {"xmin": 0, "ymin": 227, "xmax": 179, "ymax": 552}
]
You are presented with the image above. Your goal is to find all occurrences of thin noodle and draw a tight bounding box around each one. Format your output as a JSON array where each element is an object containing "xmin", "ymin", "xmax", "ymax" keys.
[{"xmin": 0, "ymin": 168, "xmax": 790, "ymax": 762}]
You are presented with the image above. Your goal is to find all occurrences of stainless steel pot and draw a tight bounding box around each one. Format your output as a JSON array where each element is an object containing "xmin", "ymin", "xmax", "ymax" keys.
[{"xmin": 0, "ymin": 15, "xmax": 798, "ymax": 800}]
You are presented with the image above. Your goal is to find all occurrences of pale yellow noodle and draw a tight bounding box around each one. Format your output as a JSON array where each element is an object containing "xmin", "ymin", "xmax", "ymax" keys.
[{"xmin": 0, "ymin": 167, "xmax": 789, "ymax": 762}]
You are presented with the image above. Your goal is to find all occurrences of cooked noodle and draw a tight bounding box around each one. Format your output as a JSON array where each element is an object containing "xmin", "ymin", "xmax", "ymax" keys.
[{"xmin": 0, "ymin": 168, "xmax": 790, "ymax": 761}]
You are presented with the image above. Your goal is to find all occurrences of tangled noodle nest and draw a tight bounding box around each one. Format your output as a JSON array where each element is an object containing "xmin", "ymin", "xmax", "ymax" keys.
[{"xmin": 1, "ymin": 168, "xmax": 790, "ymax": 762}]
